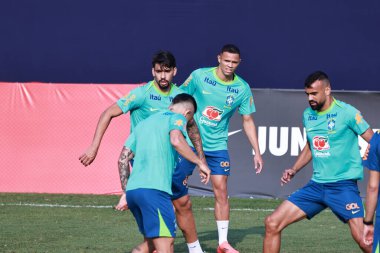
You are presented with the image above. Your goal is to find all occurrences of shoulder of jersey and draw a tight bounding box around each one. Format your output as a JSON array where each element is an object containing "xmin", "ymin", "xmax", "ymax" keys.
[
  {"xmin": 303, "ymin": 107, "xmax": 314, "ymax": 115},
  {"xmin": 233, "ymin": 73, "xmax": 250, "ymax": 88},
  {"xmin": 194, "ymin": 67, "xmax": 215, "ymax": 75},
  {"xmin": 334, "ymin": 99, "xmax": 357, "ymax": 114},
  {"xmin": 135, "ymin": 81, "xmax": 156, "ymax": 95}
]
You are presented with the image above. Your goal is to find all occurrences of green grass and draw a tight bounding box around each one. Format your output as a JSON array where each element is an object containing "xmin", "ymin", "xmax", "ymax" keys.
[{"xmin": 0, "ymin": 193, "xmax": 361, "ymax": 252}]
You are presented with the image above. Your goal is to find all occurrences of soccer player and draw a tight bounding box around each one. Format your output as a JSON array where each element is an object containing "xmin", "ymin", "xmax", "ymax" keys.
[
  {"xmin": 363, "ymin": 130, "xmax": 380, "ymax": 252},
  {"xmin": 126, "ymin": 93, "xmax": 210, "ymax": 253},
  {"xmin": 263, "ymin": 71, "xmax": 374, "ymax": 253},
  {"xmin": 173, "ymin": 44, "xmax": 263, "ymax": 253},
  {"xmin": 79, "ymin": 51, "xmax": 208, "ymax": 253}
]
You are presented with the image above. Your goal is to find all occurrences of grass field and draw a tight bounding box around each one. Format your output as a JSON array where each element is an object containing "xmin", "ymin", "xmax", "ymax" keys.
[{"xmin": 0, "ymin": 193, "xmax": 362, "ymax": 253}]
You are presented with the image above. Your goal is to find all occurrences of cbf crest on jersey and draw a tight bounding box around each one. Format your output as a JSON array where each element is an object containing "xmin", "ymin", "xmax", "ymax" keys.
[
  {"xmin": 225, "ymin": 95, "xmax": 235, "ymax": 108},
  {"xmin": 327, "ymin": 118, "xmax": 336, "ymax": 132}
]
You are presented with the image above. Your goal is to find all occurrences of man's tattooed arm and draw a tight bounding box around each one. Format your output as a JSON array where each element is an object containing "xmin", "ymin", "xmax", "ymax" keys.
[
  {"xmin": 118, "ymin": 147, "xmax": 134, "ymax": 191},
  {"xmin": 186, "ymin": 119, "xmax": 205, "ymax": 161}
]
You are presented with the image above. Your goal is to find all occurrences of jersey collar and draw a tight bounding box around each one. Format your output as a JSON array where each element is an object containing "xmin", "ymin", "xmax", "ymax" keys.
[
  {"xmin": 316, "ymin": 97, "xmax": 337, "ymax": 116},
  {"xmin": 151, "ymin": 81, "xmax": 175, "ymax": 96}
]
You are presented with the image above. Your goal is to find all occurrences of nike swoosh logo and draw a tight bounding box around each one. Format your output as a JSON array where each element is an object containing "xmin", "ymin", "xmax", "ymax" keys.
[
  {"xmin": 202, "ymin": 90, "xmax": 212, "ymax": 95},
  {"xmin": 228, "ymin": 129, "xmax": 242, "ymax": 136},
  {"xmin": 352, "ymin": 210, "xmax": 360, "ymax": 214},
  {"xmin": 306, "ymin": 128, "xmax": 313, "ymax": 131},
  {"xmin": 150, "ymin": 108, "xmax": 159, "ymax": 112}
]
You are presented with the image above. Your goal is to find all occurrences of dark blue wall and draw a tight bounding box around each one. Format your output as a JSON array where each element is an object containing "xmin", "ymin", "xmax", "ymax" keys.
[{"xmin": 1, "ymin": 0, "xmax": 379, "ymax": 90}]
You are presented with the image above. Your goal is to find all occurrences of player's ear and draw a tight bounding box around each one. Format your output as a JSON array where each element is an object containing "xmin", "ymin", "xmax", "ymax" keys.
[
  {"xmin": 217, "ymin": 54, "xmax": 221, "ymax": 64},
  {"xmin": 151, "ymin": 67, "xmax": 155, "ymax": 77},
  {"xmin": 184, "ymin": 109, "xmax": 194, "ymax": 121},
  {"xmin": 325, "ymin": 85, "xmax": 331, "ymax": 96},
  {"xmin": 173, "ymin": 67, "xmax": 177, "ymax": 76}
]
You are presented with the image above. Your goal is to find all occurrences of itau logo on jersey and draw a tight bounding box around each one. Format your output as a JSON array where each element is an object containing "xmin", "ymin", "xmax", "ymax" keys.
[
  {"xmin": 312, "ymin": 136, "xmax": 330, "ymax": 151},
  {"xmin": 202, "ymin": 106, "xmax": 223, "ymax": 121}
]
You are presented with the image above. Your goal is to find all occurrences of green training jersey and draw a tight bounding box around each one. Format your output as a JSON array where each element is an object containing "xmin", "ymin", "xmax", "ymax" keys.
[
  {"xmin": 180, "ymin": 67, "xmax": 256, "ymax": 151},
  {"xmin": 126, "ymin": 111, "xmax": 188, "ymax": 195},
  {"xmin": 303, "ymin": 98, "xmax": 370, "ymax": 183},
  {"xmin": 117, "ymin": 81, "xmax": 182, "ymax": 133}
]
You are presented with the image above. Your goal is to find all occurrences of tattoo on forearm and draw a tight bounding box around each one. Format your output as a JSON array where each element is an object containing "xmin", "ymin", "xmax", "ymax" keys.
[
  {"xmin": 118, "ymin": 148, "xmax": 134, "ymax": 191},
  {"xmin": 187, "ymin": 121, "xmax": 205, "ymax": 160}
]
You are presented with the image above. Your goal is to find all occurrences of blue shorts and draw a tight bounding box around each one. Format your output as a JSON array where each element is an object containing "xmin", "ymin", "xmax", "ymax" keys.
[
  {"xmin": 126, "ymin": 188, "xmax": 176, "ymax": 238},
  {"xmin": 288, "ymin": 180, "xmax": 363, "ymax": 223},
  {"xmin": 373, "ymin": 216, "xmax": 380, "ymax": 253},
  {"xmin": 171, "ymin": 149, "xmax": 230, "ymax": 200}
]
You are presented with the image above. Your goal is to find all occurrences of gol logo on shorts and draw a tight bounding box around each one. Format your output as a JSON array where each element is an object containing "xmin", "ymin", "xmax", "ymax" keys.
[
  {"xmin": 220, "ymin": 161, "xmax": 230, "ymax": 167},
  {"xmin": 345, "ymin": 203, "xmax": 360, "ymax": 210}
]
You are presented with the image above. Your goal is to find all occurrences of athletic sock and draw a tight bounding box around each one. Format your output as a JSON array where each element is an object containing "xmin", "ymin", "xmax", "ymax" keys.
[
  {"xmin": 187, "ymin": 240, "xmax": 203, "ymax": 253},
  {"xmin": 216, "ymin": 220, "xmax": 229, "ymax": 245}
]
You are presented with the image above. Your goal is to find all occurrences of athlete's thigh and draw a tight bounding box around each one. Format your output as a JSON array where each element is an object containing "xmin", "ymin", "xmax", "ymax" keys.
[
  {"xmin": 287, "ymin": 180, "xmax": 326, "ymax": 219},
  {"xmin": 210, "ymin": 174, "xmax": 228, "ymax": 193},
  {"xmin": 325, "ymin": 180, "xmax": 363, "ymax": 222},
  {"xmin": 269, "ymin": 200, "xmax": 308, "ymax": 229}
]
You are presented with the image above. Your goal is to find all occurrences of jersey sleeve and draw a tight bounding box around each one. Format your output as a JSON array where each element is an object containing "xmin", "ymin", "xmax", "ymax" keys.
[
  {"xmin": 179, "ymin": 70, "xmax": 199, "ymax": 95},
  {"xmin": 116, "ymin": 86, "xmax": 145, "ymax": 114},
  {"xmin": 345, "ymin": 104, "xmax": 370, "ymax": 135},
  {"xmin": 238, "ymin": 86, "xmax": 256, "ymax": 115},
  {"xmin": 363, "ymin": 132, "xmax": 380, "ymax": 172},
  {"xmin": 124, "ymin": 131, "xmax": 136, "ymax": 152},
  {"xmin": 168, "ymin": 113, "xmax": 188, "ymax": 136}
]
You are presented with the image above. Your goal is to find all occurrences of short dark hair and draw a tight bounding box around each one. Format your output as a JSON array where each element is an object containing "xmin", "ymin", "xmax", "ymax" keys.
[
  {"xmin": 220, "ymin": 44, "xmax": 240, "ymax": 56},
  {"xmin": 304, "ymin": 71, "xmax": 330, "ymax": 88},
  {"xmin": 152, "ymin": 50, "xmax": 176, "ymax": 68},
  {"xmin": 172, "ymin": 93, "xmax": 197, "ymax": 113}
]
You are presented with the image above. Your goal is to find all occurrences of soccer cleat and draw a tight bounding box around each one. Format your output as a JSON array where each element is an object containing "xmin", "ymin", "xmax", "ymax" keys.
[{"xmin": 216, "ymin": 241, "xmax": 239, "ymax": 253}]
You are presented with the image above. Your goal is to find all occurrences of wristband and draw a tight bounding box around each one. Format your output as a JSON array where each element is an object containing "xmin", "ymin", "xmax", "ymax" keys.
[{"xmin": 363, "ymin": 220, "xmax": 374, "ymax": 225}]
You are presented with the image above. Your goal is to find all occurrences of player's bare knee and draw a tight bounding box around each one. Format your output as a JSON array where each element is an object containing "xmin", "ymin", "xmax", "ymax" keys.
[
  {"xmin": 214, "ymin": 190, "xmax": 228, "ymax": 204},
  {"xmin": 174, "ymin": 196, "xmax": 192, "ymax": 213},
  {"xmin": 264, "ymin": 214, "xmax": 281, "ymax": 233}
]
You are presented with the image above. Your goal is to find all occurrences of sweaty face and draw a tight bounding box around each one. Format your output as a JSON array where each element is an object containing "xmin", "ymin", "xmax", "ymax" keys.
[
  {"xmin": 152, "ymin": 63, "xmax": 177, "ymax": 92},
  {"xmin": 305, "ymin": 80, "xmax": 328, "ymax": 111},
  {"xmin": 217, "ymin": 52, "xmax": 241, "ymax": 79}
]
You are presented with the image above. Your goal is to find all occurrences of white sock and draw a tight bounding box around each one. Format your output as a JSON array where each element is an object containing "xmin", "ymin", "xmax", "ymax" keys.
[
  {"xmin": 217, "ymin": 220, "xmax": 229, "ymax": 245},
  {"xmin": 187, "ymin": 240, "xmax": 203, "ymax": 253}
]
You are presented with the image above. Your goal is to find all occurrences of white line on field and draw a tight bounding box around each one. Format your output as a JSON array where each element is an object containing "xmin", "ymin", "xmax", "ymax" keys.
[{"xmin": 0, "ymin": 202, "xmax": 275, "ymax": 212}]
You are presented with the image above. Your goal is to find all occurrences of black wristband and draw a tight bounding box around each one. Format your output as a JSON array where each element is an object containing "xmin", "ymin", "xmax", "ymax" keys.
[{"xmin": 363, "ymin": 220, "xmax": 374, "ymax": 225}]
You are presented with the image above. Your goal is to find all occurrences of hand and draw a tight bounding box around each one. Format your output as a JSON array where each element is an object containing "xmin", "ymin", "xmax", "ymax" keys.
[
  {"xmin": 253, "ymin": 153, "xmax": 263, "ymax": 174},
  {"xmin": 114, "ymin": 193, "xmax": 129, "ymax": 211},
  {"xmin": 79, "ymin": 146, "xmax": 98, "ymax": 166},
  {"xmin": 363, "ymin": 224, "xmax": 374, "ymax": 246},
  {"xmin": 198, "ymin": 162, "xmax": 211, "ymax": 184},
  {"xmin": 281, "ymin": 168, "xmax": 296, "ymax": 186}
]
